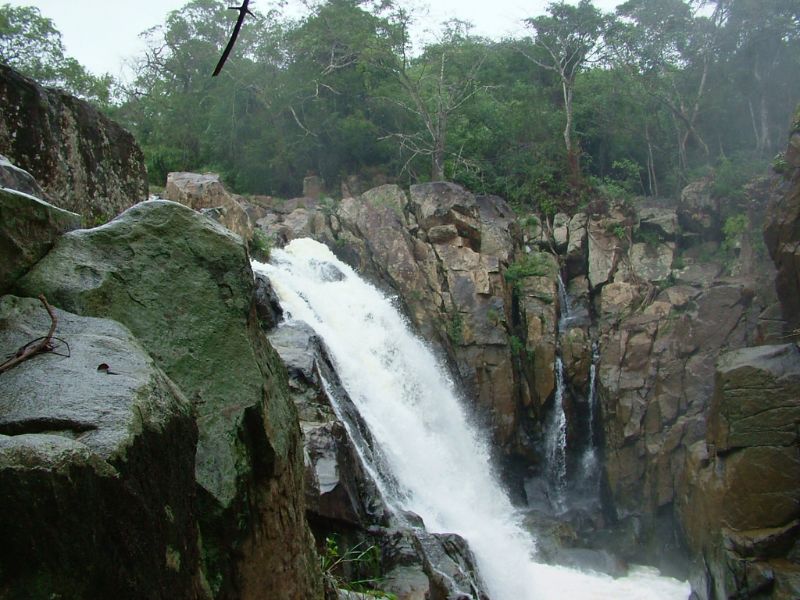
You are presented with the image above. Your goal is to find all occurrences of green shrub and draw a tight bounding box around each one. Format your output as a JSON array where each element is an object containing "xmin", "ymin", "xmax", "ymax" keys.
[
  {"xmin": 722, "ymin": 214, "xmax": 748, "ymax": 252},
  {"xmin": 249, "ymin": 229, "xmax": 273, "ymax": 262},
  {"xmin": 504, "ymin": 253, "xmax": 555, "ymax": 285},
  {"xmin": 447, "ymin": 311, "xmax": 465, "ymax": 345},
  {"xmin": 321, "ymin": 536, "xmax": 397, "ymax": 599}
]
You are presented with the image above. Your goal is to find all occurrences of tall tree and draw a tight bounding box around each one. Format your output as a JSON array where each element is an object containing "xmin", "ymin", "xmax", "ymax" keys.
[
  {"xmin": 523, "ymin": 0, "xmax": 608, "ymax": 179},
  {"xmin": 381, "ymin": 18, "xmax": 490, "ymax": 181},
  {"xmin": 715, "ymin": 0, "xmax": 800, "ymax": 155}
]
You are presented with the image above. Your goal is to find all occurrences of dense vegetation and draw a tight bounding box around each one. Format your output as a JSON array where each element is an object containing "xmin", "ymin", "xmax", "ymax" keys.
[{"xmin": 2, "ymin": 0, "xmax": 799, "ymax": 213}]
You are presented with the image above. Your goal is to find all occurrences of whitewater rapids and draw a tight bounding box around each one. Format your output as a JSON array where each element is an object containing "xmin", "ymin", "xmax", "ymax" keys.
[{"xmin": 253, "ymin": 238, "xmax": 689, "ymax": 600}]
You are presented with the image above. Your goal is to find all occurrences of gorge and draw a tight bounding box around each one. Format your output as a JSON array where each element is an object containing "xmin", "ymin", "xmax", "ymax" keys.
[{"xmin": 0, "ymin": 63, "xmax": 799, "ymax": 600}]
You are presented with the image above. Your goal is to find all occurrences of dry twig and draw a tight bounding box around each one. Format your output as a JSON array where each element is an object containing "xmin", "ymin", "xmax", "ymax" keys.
[{"xmin": 0, "ymin": 295, "xmax": 60, "ymax": 375}]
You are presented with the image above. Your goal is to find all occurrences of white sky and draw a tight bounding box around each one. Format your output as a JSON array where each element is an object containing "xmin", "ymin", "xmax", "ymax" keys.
[{"xmin": 5, "ymin": 0, "xmax": 621, "ymax": 79}]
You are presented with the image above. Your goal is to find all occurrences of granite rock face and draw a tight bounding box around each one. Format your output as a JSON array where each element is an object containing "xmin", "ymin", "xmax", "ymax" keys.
[
  {"xmin": 0, "ymin": 295, "xmax": 203, "ymax": 599},
  {"xmin": 0, "ymin": 65, "xmax": 148, "ymax": 222},
  {"xmin": 16, "ymin": 200, "xmax": 322, "ymax": 599}
]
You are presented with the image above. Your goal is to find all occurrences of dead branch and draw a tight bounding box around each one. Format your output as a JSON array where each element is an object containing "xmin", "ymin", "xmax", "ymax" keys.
[{"xmin": 0, "ymin": 295, "xmax": 59, "ymax": 375}]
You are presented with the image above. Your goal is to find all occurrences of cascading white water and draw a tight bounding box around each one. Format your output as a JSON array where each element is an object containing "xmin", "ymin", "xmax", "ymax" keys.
[{"xmin": 254, "ymin": 238, "xmax": 689, "ymax": 600}]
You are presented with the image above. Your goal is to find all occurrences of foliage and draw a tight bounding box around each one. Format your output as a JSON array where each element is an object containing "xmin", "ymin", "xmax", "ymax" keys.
[
  {"xmin": 0, "ymin": 4, "xmax": 112, "ymax": 104},
  {"xmin": 447, "ymin": 311, "xmax": 464, "ymax": 345},
  {"xmin": 721, "ymin": 213, "xmax": 748, "ymax": 252},
  {"xmin": 321, "ymin": 536, "xmax": 397, "ymax": 598},
  {"xmin": 711, "ymin": 155, "xmax": 769, "ymax": 201},
  {"xmin": 10, "ymin": 0, "xmax": 796, "ymax": 206},
  {"xmin": 249, "ymin": 229, "xmax": 273, "ymax": 262},
  {"xmin": 504, "ymin": 253, "xmax": 555, "ymax": 285}
]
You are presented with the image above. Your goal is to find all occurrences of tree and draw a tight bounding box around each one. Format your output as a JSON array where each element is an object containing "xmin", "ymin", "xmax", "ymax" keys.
[
  {"xmin": 523, "ymin": 0, "xmax": 608, "ymax": 179},
  {"xmin": 715, "ymin": 0, "xmax": 800, "ymax": 155},
  {"xmin": 382, "ymin": 18, "xmax": 490, "ymax": 181},
  {"xmin": 0, "ymin": 4, "xmax": 112, "ymax": 104}
]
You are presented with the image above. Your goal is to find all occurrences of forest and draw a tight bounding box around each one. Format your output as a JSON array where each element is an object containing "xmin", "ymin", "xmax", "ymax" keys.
[{"xmin": 2, "ymin": 0, "xmax": 799, "ymax": 214}]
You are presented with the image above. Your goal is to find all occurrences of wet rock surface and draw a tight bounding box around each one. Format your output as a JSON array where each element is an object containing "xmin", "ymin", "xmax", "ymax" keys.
[{"xmin": 15, "ymin": 200, "xmax": 322, "ymax": 599}]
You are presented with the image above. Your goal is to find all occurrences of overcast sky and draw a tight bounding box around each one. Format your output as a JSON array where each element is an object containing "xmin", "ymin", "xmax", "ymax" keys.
[{"xmin": 6, "ymin": 0, "xmax": 621, "ymax": 79}]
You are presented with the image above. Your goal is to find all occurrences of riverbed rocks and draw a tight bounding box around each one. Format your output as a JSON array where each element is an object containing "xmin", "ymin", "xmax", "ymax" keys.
[
  {"xmin": 14, "ymin": 200, "xmax": 322, "ymax": 599},
  {"xmin": 0, "ymin": 65, "xmax": 148, "ymax": 223}
]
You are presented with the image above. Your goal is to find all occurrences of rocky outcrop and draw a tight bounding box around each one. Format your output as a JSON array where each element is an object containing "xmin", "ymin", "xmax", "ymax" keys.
[
  {"xmin": 15, "ymin": 200, "xmax": 322, "ymax": 599},
  {"xmin": 764, "ymin": 117, "xmax": 800, "ymax": 332},
  {"xmin": 0, "ymin": 186, "xmax": 80, "ymax": 294},
  {"xmin": 0, "ymin": 295, "xmax": 203, "ymax": 599},
  {"xmin": 0, "ymin": 65, "xmax": 148, "ymax": 222},
  {"xmin": 255, "ymin": 182, "xmax": 525, "ymax": 457},
  {"xmin": 679, "ymin": 344, "xmax": 800, "ymax": 599},
  {"xmin": 164, "ymin": 172, "xmax": 254, "ymax": 241}
]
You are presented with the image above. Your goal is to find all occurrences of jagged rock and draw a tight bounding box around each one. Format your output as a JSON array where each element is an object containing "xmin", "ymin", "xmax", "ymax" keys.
[
  {"xmin": 0, "ymin": 64, "xmax": 148, "ymax": 221},
  {"xmin": 597, "ymin": 280, "xmax": 772, "ymax": 572},
  {"xmin": 566, "ymin": 213, "xmax": 588, "ymax": 277},
  {"xmin": 638, "ymin": 206, "xmax": 679, "ymax": 240},
  {"xmin": 0, "ymin": 295, "xmax": 203, "ymax": 598},
  {"xmin": 253, "ymin": 271, "xmax": 283, "ymax": 331},
  {"xmin": 598, "ymin": 281, "xmax": 641, "ymax": 321},
  {"xmin": 587, "ymin": 217, "xmax": 623, "ymax": 289},
  {"xmin": 165, "ymin": 172, "xmax": 252, "ymax": 240},
  {"xmin": 16, "ymin": 200, "xmax": 322, "ymax": 599},
  {"xmin": 629, "ymin": 241, "xmax": 674, "ymax": 282},
  {"xmin": 361, "ymin": 184, "xmax": 409, "ymax": 223},
  {"xmin": 553, "ymin": 212, "xmax": 570, "ymax": 252},
  {"xmin": 516, "ymin": 254, "xmax": 559, "ymax": 413},
  {"xmin": 303, "ymin": 175, "xmax": 325, "ymax": 199},
  {"xmin": 477, "ymin": 195, "xmax": 517, "ymax": 262},
  {"xmin": 409, "ymin": 182, "xmax": 481, "ymax": 250},
  {"xmin": 0, "ymin": 187, "xmax": 80, "ymax": 294},
  {"xmin": 679, "ymin": 178, "xmax": 718, "ymax": 240},
  {"xmin": 679, "ymin": 344, "xmax": 800, "ymax": 600}
]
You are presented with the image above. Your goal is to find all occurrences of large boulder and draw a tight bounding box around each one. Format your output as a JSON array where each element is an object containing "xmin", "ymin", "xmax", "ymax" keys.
[
  {"xmin": 164, "ymin": 172, "xmax": 253, "ymax": 241},
  {"xmin": 679, "ymin": 344, "xmax": 800, "ymax": 600},
  {"xmin": 0, "ymin": 295, "xmax": 203, "ymax": 599},
  {"xmin": 16, "ymin": 200, "xmax": 322, "ymax": 599},
  {"xmin": 0, "ymin": 187, "xmax": 80, "ymax": 294},
  {"xmin": 0, "ymin": 65, "xmax": 148, "ymax": 222}
]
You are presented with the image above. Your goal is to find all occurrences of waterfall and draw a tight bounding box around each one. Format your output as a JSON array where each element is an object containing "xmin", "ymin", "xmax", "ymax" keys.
[
  {"xmin": 253, "ymin": 238, "xmax": 689, "ymax": 600},
  {"xmin": 544, "ymin": 357, "xmax": 568, "ymax": 511},
  {"xmin": 580, "ymin": 343, "xmax": 600, "ymax": 485}
]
